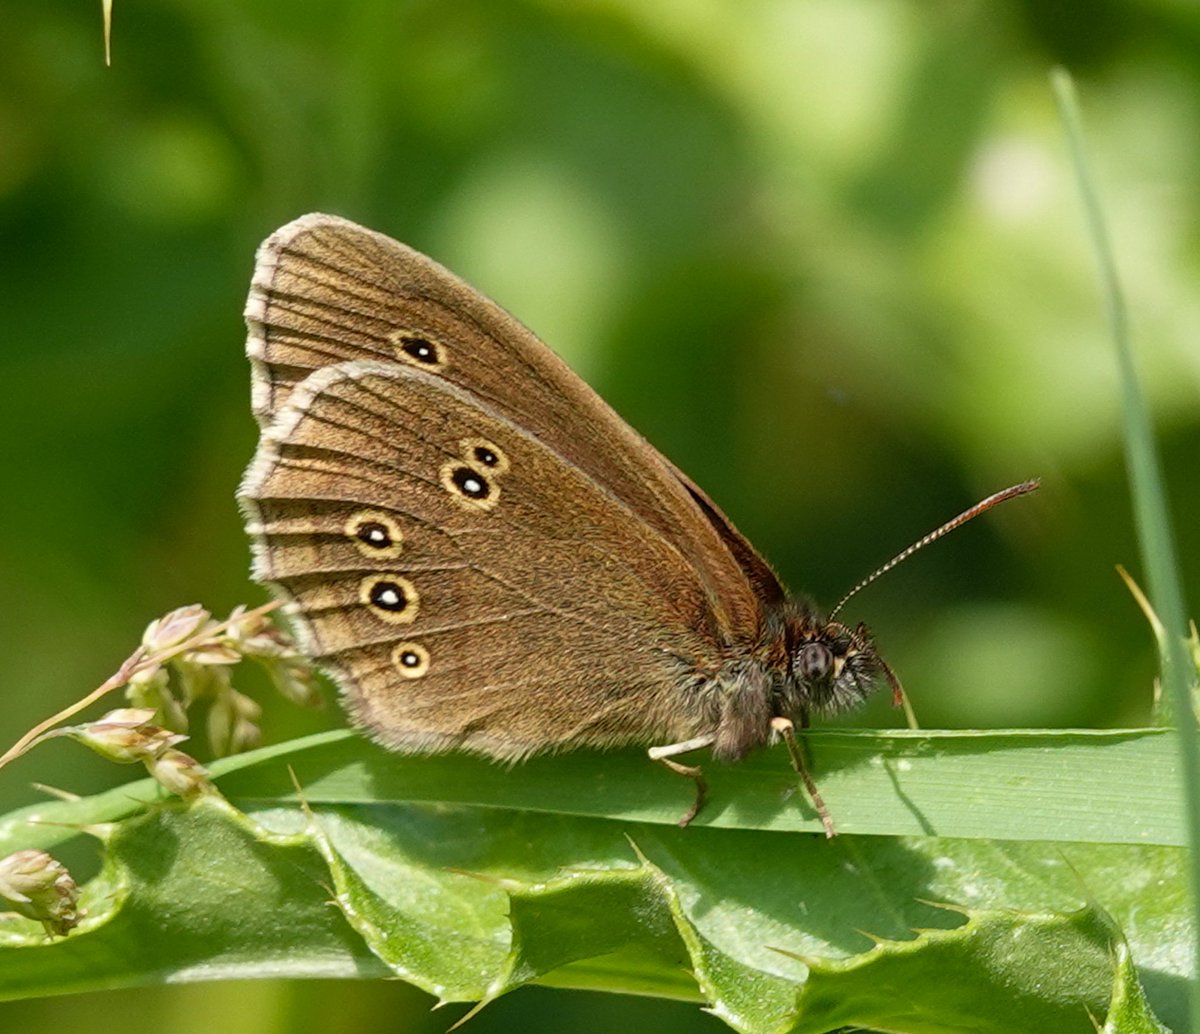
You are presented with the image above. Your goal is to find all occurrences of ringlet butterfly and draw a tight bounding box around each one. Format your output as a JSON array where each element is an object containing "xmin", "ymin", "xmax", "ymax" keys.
[{"xmin": 239, "ymin": 214, "xmax": 1035, "ymax": 835}]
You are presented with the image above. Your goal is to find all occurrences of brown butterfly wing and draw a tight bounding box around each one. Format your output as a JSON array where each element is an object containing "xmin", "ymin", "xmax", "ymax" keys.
[
  {"xmin": 240, "ymin": 361, "xmax": 728, "ymax": 758},
  {"xmin": 245, "ymin": 214, "xmax": 785, "ymax": 641}
]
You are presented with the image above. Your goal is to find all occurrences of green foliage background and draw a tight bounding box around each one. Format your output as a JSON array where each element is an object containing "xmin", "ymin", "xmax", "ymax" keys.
[{"xmin": 1, "ymin": 1, "xmax": 1197, "ymax": 1031}]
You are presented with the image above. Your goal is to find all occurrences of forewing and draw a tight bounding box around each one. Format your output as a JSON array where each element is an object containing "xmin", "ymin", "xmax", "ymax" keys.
[
  {"xmin": 246, "ymin": 214, "xmax": 781, "ymax": 640},
  {"xmin": 240, "ymin": 361, "xmax": 725, "ymax": 759}
]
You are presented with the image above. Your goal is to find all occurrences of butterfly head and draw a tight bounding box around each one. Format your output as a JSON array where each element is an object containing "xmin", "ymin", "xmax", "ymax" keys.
[
  {"xmin": 785, "ymin": 615, "xmax": 898, "ymax": 715},
  {"xmin": 780, "ymin": 479, "xmax": 1040, "ymax": 720}
]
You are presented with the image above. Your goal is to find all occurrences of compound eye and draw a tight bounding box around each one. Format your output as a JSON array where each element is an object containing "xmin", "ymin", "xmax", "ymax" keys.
[{"xmin": 794, "ymin": 641, "xmax": 833, "ymax": 682}]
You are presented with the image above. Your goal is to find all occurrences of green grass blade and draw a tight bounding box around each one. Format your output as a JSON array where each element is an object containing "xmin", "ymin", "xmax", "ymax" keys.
[
  {"xmin": 0, "ymin": 728, "xmax": 1190, "ymax": 855},
  {"xmin": 1052, "ymin": 66, "xmax": 1200, "ymax": 1032}
]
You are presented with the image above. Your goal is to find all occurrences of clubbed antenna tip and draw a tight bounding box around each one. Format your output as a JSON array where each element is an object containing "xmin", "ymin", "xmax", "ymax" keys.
[{"xmin": 828, "ymin": 479, "xmax": 1040, "ymax": 621}]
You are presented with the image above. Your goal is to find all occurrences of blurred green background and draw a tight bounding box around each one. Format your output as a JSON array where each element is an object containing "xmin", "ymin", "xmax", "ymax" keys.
[{"xmin": 2, "ymin": 0, "xmax": 1198, "ymax": 1030}]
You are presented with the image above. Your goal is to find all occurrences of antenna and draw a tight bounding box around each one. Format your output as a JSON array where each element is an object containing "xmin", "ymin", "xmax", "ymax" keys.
[{"xmin": 827, "ymin": 479, "xmax": 1040, "ymax": 621}]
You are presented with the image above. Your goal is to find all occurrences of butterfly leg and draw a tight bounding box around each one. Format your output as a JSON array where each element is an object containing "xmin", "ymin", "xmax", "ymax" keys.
[
  {"xmin": 648, "ymin": 733, "xmax": 716, "ymax": 827},
  {"xmin": 771, "ymin": 716, "xmax": 836, "ymax": 838}
]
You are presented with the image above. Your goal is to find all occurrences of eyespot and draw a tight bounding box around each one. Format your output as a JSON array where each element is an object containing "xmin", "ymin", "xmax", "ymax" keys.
[
  {"xmin": 360, "ymin": 575, "xmax": 419, "ymax": 624},
  {"xmin": 391, "ymin": 642, "xmax": 430, "ymax": 679},
  {"xmin": 440, "ymin": 461, "xmax": 499, "ymax": 510},
  {"xmin": 459, "ymin": 437, "xmax": 509, "ymax": 475},
  {"xmin": 389, "ymin": 330, "xmax": 446, "ymax": 368},
  {"xmin": 344, "ymin": 510, "xmax": 403, "ymax": 558}
]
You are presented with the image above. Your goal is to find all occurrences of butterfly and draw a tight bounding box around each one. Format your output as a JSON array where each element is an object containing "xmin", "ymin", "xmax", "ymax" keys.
[{"xmin": 239, "ymin": 214, "xmax": 1035, "ymax": 834}]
